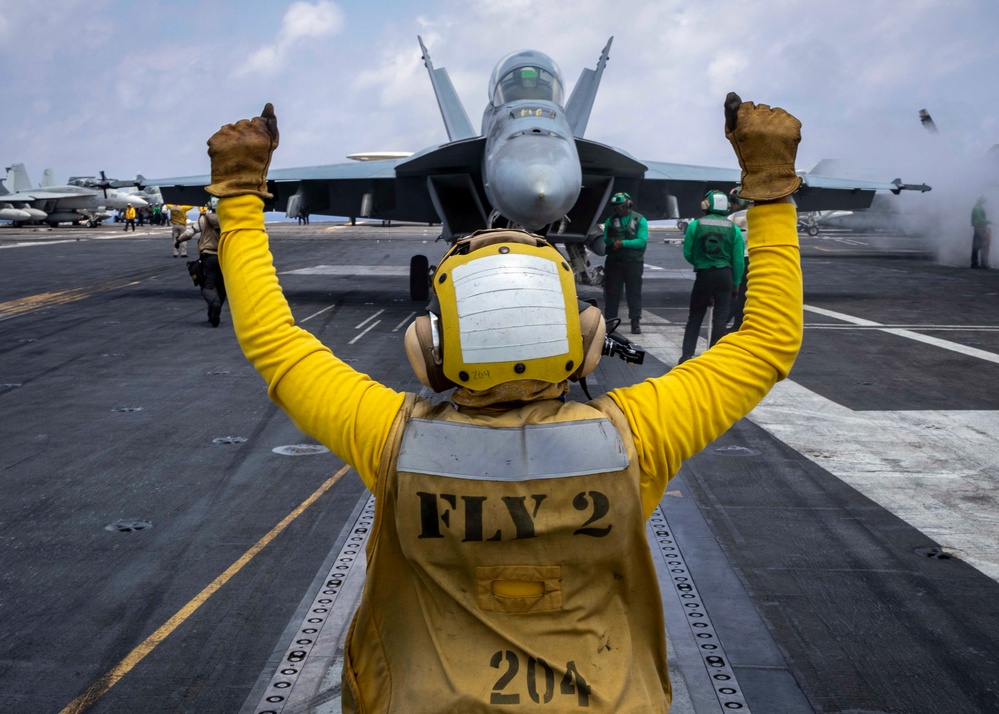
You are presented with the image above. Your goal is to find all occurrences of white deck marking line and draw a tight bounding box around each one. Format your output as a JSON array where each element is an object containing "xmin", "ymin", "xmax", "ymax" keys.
[
  {"xmin": 805, "ymin": 304, "xmax": 999, "ymax": 365},
  {"xmin": 355, "ymin": 310, "xmax": 384, "ymax": 330},
  {"xmin": 0, "ymin": 239, "xmax": 79, "ymax": 249},
  {"xmin": 300, "ymin": 304, "xmax": 336, "ymax": 323},
  {"xmin": 348, "ymin": 320, "xmax": 380, "ymax": 345},
  {"xmin": 807, "ymin": 323, "xmax": 999, "ymax": 330},
  {"xmin": 638, "ymin": 311, "xmax": 999, "ymax": 584},
  {"xmin": 393, "ymin": 312, "xmax": 416, "ymax": 332}
]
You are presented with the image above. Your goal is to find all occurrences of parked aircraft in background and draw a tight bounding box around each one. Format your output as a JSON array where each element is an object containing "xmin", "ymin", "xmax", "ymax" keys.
[
  {"xmin": 117, "ymin": 175, "xmax": 164, "ymax": 208},
  {"xmin": 806, "ymin": 194, "xmax": 922, "ymax": 235},
  {"xmin": 150, "ymin": 37, "xmax": 930, "ymax": 299},
  {"xmin": 0, "ymin": 165, "xmax": 148, "ymax": 227}
]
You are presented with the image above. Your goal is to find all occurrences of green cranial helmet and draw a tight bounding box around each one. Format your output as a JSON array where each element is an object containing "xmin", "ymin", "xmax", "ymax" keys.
[
  {"xmin": 520, "ymin": 67, "xmax": 539, "ymax": 87},
  {"xmin": 701, "ymin": 190, "xmax": 729, "ymax": 215},
  {"xmin": 610, "ymin": 192, "xmax": 631, "ymax": 206}
]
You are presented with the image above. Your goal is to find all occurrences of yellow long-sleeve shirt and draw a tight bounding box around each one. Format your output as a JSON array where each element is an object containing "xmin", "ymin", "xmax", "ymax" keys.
[
  {"xmin": 167, "ymin": 204, "xmax": 194, "ymax": 227},
  {"xmin": 217, "ymin": 196, "xmax": 802, "ymax": 518}
]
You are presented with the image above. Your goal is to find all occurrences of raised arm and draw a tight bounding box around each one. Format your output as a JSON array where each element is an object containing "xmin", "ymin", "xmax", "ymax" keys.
[
  {"xmin": 608, "ymin": 93, "xmax": 804, "ymax": 516},
  {"xmin": 208, "ymin": 104, "xmax": 406, "ymax": 490}
]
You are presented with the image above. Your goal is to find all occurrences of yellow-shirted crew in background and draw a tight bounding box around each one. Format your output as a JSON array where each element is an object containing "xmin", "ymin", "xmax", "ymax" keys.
[
  {"xmin": 166, "ymin": 203, "xmax": 195, "ymax": 258},
  {"xmin": 205, "ymin": 92, "xmax": 804, "ymax": 713}
]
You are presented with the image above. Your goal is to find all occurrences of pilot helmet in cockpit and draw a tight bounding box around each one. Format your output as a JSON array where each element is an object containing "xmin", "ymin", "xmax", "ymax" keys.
[{"xmin": 519, "ymin": 67, "xmax": 539, "ymax": 88}]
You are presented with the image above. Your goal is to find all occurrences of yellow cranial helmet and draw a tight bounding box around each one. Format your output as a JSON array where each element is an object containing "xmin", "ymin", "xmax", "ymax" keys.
[{"xmin": 405, "ymin": 229, "xmax": 605, "ymax": 392}]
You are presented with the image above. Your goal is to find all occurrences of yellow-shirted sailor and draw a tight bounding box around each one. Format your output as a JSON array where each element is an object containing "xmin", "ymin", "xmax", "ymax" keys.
[{"xmin": 205, "ymin": 93, "xmax": 804, "ymax": 713}]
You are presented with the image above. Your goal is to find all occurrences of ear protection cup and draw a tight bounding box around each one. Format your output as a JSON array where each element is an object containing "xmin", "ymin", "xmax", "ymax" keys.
[
  {"xmin": 404, "ymin": 315, "xmax": 454, "ymax": 392},
  {"xmin": 570, "ymin": 304, "xmax": 606, "ymax": 381},
  {"xmin": 701, "ymin": 197, "xmax": 711, "ymax": 212}
]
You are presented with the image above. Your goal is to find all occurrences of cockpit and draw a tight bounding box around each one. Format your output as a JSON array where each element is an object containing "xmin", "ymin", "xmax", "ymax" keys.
[{"xmin": 488, "ymin": 49, "xmax": 565, "ymax": 107}]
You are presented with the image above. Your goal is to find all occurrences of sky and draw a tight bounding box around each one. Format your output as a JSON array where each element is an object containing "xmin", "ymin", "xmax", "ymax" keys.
[{"xmin": 1, "ymin": 0, "xmax": 998, "ymax": 252}]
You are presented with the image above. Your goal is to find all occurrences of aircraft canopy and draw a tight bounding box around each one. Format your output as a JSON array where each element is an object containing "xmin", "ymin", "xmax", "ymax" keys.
[{"xmin": 489, "ymin": 49, "xmax": 565, "ymax": 107}]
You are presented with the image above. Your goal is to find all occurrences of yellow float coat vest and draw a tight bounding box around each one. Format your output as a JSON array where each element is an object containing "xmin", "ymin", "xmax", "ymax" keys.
[{"xmin": 342, "ymin": 395, "xmax": 671, "ymax": 713}]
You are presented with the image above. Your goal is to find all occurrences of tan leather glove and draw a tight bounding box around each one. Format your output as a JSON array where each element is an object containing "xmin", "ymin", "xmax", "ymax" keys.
[
  {"xmin": 206, "ymin": 103, "xmax": 280, "ymax": 199},
  {"xmin": 725, "ymin": 92, "xmax": 802, "ymax": 202}
]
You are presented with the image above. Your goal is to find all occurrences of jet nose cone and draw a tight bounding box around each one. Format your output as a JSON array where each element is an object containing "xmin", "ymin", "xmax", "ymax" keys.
[
  {"xmin": 487, "ymin": 135, "xmax": 581, "ymax": 230},
  {"xmin": 128, "ymin": 196, "xmax": 149, "ymax": 208}
]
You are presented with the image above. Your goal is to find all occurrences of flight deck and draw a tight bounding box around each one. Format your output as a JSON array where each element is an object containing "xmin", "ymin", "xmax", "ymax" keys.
[{"xmin": 1, "ymin": 220, "xmax": 997, "ymax": 713}]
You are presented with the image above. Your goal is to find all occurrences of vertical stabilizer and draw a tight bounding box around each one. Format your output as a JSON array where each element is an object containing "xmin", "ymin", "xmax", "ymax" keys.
[
  {"xmin": 41, "ymin": 168, "xmax": 57, "ymax": 188},
  {"xmin": 565, "ymin": 37, "xmax": 613, "ymax": 138},
  {"xmin": 418, "ymin": 36, "xmax": 477, "ymax": 142},
  {"xmin": 7, "ymin": 164, "xmax": 33, "ymax": 192}
]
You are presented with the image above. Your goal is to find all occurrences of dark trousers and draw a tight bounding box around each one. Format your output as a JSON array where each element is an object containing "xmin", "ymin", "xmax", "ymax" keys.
[
  {"xmin": 971, "ymin": 229, "xmax": 990, "ymax": 268},
  {"xmin": 200, "ymin": 253, "xmax": 226, "ymax": 314},
  {"xmin": 124, "ymin": 218, "xmax": 135, "ymax": 232},
  {"xmin": 603, "ymin": 259, "xmax": 644, "ymax": 324},
  {"xmin": 682, "ymin": 267, "xmax": 733, "ymax": 358}
]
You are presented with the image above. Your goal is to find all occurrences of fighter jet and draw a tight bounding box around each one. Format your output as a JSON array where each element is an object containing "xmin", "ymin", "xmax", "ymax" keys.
[
  {"xmin": 0, "ymin": 164, "xmax": 148, "ymax": 227},
  {"xmin": 150, "ymin": 37, "xmax": 930, "ymax": 299},
  {"xmin": 117, "ymin": 175, "xmax": 165, "ymax": 208}
]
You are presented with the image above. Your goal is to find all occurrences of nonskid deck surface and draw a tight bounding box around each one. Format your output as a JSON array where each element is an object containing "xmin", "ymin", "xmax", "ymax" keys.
[{"xmin": 0, "ymin": 221, "xmax": 996, "ymax": 713}]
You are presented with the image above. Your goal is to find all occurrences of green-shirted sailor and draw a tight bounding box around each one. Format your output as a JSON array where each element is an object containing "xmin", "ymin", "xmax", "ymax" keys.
[{"xmin": 602, "ymin": 191, "xmax": 649, "ymax": 334}]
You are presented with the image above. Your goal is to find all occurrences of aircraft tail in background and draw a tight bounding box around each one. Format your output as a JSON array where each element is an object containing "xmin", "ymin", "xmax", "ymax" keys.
[{"xmin": 6, "ymin": 164, "xmax": 33, "ymax": 192}]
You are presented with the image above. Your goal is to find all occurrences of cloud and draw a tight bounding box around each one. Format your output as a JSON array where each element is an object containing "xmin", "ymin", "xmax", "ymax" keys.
[
  {"xmin": 238, "ymin": 0, "xmax": 344, "ymax": 78},
  {"xmin": 1, "ymin": 0, "xmax": 997, "ymax": 203}
]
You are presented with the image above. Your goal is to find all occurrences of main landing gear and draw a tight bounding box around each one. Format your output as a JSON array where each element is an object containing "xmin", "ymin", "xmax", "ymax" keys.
[{"xmin": 410, "ymin": 254, "xmax": 431, "ymax": 301}]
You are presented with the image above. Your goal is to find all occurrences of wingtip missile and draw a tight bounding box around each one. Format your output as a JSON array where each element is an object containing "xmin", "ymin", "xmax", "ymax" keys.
[{"xmin": 891, "ymin": 178, "xmax": 932, "ymax": 194}]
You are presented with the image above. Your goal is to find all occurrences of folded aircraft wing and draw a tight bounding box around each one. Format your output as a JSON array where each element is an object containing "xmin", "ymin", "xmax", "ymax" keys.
[{"xmin": 0, "ymin": 189, "xmax": 78, "ymax": 201}]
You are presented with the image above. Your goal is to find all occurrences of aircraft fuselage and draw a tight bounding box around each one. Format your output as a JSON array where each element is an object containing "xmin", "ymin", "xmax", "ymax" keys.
[
  {"xmin": 0, "ymin": 187, "xmax": 147, "ymax": 223},
  {"xmin": 481, "ymin": 101, "xmax": 581, "ymax": 231},
  {"xmin": 478, "ymin": 49, "xmax": 582, "ymax": 232}
]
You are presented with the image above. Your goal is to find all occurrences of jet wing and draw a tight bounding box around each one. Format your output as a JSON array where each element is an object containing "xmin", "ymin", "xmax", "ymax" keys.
[
  {"xmin": 149, "ymin": 146, "xmax": 480, "ymax": 227},
  {"xmin": 0, "ymin": 189, "xmax": 79, "ymax": 202},
  {"xmin": 796, "ymin": 173, "xmax": 931, "ymax": 212},
  {"xmin": 635, "ymin": 160, "xmax": 742, "ymax": 220},
  {"xmin": 150, "ymin": 158, "xmax": 404, "ymax": 202},
  {"xmin": 636, "ymin": 160, "xmax": 930, "ymax": 217}
]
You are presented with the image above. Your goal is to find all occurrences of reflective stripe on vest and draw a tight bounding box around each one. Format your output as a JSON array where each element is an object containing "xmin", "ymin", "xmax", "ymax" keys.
[
  {"xmin": 397, "ymin": 417, "xmax": 629, "ymax": 480},
  {"xmin": 343, "ymin": 398, "xmax": 672, "ymax": 712},
  {"xmin": 698, "ymin": 215, "xmax": 733, "ymax": 228}
]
